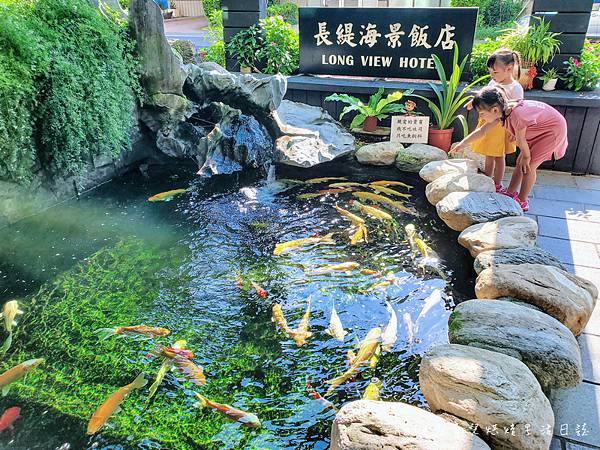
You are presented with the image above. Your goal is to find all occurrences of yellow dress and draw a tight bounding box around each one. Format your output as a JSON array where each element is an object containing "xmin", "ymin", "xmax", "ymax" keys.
[{"xmin": 472, "ymin": 119, "xmax": 516, "ymax": 157}]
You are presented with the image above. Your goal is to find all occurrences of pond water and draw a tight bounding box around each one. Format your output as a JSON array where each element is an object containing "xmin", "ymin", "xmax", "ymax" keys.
[{"xmin": 0, "ymin": 157, "xmax": 473, "ymax": 450}]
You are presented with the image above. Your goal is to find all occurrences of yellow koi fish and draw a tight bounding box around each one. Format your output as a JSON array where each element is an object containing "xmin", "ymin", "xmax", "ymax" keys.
[
  {"xmin": 0, "ymin": 359, "xmax": 44, "ymax": 396},
  {"xmin": 361, "ymin": 279, "xmax": 393, "ymax": 293},
  {"xmin": 272, "ymin": 304, "xmax": 292, "ymax": 335},
  {"xmin": 172, "ymin": 356, "xmax": 206, "ymax": 386},
  {"xmin": 334, "ymin": 205, "xmax": 365, "ymax": 225},
  {"xmin": 346, "ymin": 350, "xmax": 356, "ymax": 367},
  {"xmin": 318, "ymin": 188, "xmax": 355, "ymax": 195},
  {"xmin": 362, "ymin": 377, "xmax": 382, "ymax": 401},
  {"xmin": 305, "ymin": 177, "xmax": 347, "ymax": 184},
  {"xmin": 87, "ymin": 373, "xmax": 147, "ymax": 435},
  {"xmin": 310, "ymin": 262, "xmax": 360, "ymax": 275},
  {"xmin": 370, "ymin": 180, "xmax": 413, "ymax": 190},
  {"xmin": 352, "ymin": 192, "xmax": 417, "ymax": 216},
  {"xmin": 350, "ymin": 223, "xmax": 368, "ymax": 245},
  {"xmin": 0, "ymin": 301, "xmax": 23, "ymax": 354},
  {"xmin": 297, "ymin": 193, "xmax": 322, "ymax": 200},
  {"xmin": 289, "ymin": 299, "xmax": 312, "ymax": 347},
  {"xmin": 328, "ymin": 182, "xmax": 365, "ymax": 188},
  {"xmin": 196, "ymin": 394, "xmax": 261, "ymax": 428},
  {"xmin": 352, "ymin": 201, "xmax": 393, "ymax": 221},
  {"xmin": 369, "ymin": 344, "xmax": 381, "ymax": 369},
  {"xmin": 369, "ymin": 184, "xmax": 411, "ymax": 199},
  {"xmin": 325, "ymin": 303, "xmax": 347, "ymax": 342},
  {"xmin": 381, "ymin": 302, "xmax": 398, "ymax": 353},
  {"xmin": 96, "ymin": 325, "xmax": 171, "ymax": 340},
  {"xmin": 360, "ymin": 268, "xmax": 380, "ymax": 276},
  {"xmin": 148, "ymin": 340, "xmax": 186, "ymax": 400},
  {"xmin": 324, "ymin": 327, "xmax": 382, "ymax": 396},
  {"xmin": 273, "ymin": 233, "xmax": 335, "ymax": 256},
  {"xmin": 148, "ymin": 189, "xmax": 188, "ymax": 202}
]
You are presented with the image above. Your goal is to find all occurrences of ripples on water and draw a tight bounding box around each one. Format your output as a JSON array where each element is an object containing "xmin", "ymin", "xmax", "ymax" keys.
[{"xmin": 0, "ymin": 159, "xmax": 474, "ymax": 449}]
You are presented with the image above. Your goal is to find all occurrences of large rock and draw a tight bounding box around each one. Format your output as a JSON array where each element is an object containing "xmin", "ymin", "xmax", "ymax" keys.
[
  {"xmin": 330, "ymin": 400, "xmax": 490, "ymax": 450},
  {"xmin": 449, "ymin": 299, "xmax": 582, "ymax": 389},
  {"xmin": 474, "ymin": 246, "xmax": 565, "ymax": 274},
  {"xmin": 273, "ymin": 100, "xmax": 355, "ymax": 167},
  {"xmin": 458, "ymin": 217, "xmax": 538, "ymax": 257},
  {"xmin": 419, "ymin": 158, "xmax": 479, "ymax": 182},
  {"xmin": 426, "ymin": 173, "xmax": 495, "ymax": 205},
  {"xmin": 356, "ymin": 142, "xmax": 403, "ymax": 166},
  {"xmin": 185, "ymin": 63, "xmax": 286, "ymax": 118},
  {"xmin": 395, "ymin": 143, "xmax": 447, "ymax": 172},
  {"xmin": 475, "ymin": 264, "xmax": 598, "ymax": 336},
  {"xmin": 420, "ymin": 344, "xmax": 554, "ymax": 450},
  {"xmin": 450, "ymin": 143, "xmax": 486, "ymax": 171},
  {"xmin": 436, "ymin": 192, "xmax": 523, "ymax": 231}
]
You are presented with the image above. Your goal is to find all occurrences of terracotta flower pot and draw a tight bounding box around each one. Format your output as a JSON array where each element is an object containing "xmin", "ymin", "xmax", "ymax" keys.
[
  {"xmin": 363, "ymin": 116, "xmax": 378, "ymax": 132},
  {"xmin": 518, "ymin": 61, "xmax": 538, "ymax": 90},
  {"xmin": 428, "ymin": 127, "xmax": 454, "ymax": 152}
]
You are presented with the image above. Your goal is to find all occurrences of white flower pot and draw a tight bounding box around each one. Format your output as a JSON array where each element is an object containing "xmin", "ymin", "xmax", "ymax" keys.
[{"xmin": 542, "ymin": 78, "xmax": 558, "ymax": 91}]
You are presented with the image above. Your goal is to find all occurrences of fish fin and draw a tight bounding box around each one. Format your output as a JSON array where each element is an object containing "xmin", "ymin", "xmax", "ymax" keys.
[
  {"xmin": 131, "ymin": 373, "xmax": 147, "ymax": 389},
  {"xmin": 195, "ymin": 393, "xmax": 208, "ymax": 408},
  {"xmin": 2, "ymin": 386, "xmax": 10, "ymax": 396},
  {"xmin": 11, "ymin": 320, "xmax": 17, "ymax": 327},
  {"xmin": 325, "ymin": 329, "xmax": 333, "ymax": 337},
  {"xmin": 0, "ymin": 333, "xmax": 12, "ymax": 354},
  {"xmin": 94, "ymin": 328, "xmax": 116, "ymax": 340},
  {"xmin": 114, "ymin": 406, "xmax": 122, "ymax": 414}
]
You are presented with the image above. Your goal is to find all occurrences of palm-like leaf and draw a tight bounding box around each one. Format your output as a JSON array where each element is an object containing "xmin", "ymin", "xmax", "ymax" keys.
[
  {"xmin": 350, "ymin": 113, "xmax": 366, "ymax": 130},
  {"xmin": 368, "ymin": 87, "xmax": 385, "ymax": 110}
]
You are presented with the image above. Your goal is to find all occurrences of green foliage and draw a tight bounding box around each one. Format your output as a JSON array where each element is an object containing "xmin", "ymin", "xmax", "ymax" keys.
[
  {"xmin": 451, "ymin": 0, "xmax": 523, "ymax": 27},
  {"xmin": 0, "ymin": 0, "xmax": 139, "ymax": 183},
  {"xmin": 203, "ymin": 9, "xmax": 225, "ymax": 66},
  {"xmin": 325, "ymin": 88, "xmax": 412, "ymax": 129},
  {"xmin": 257, "ymin": 15, "xmax": 299, "ymax": 75},
  {"xmin": 202, "ymin": 0, "xmax": 221, "ymax": 18},
  {"xmin": 170, "ymin": 39, "xmax": 196, "ymax": 64},
  {"xmin": 475, "ymin": 21, "xmax": 513, "ymax": 41},
  {"xmin": 267, "ymin": 2, "xmax": 299, "ymax": 25},
  {"xmin": 226, "ymin": 25, "xmax": 262, "ymax": 70},
  {"xmin": 540, "ymin": 67, "xmax": 558, "ymax": 83},
  {"xmin": 118, "ymin": 0, "xmax": 129, "ymax": 9},
  {"xmin": 562, "ymin": 40, "xmax": 600, "ymax": 91},
  {"xmin": 501, "ymin": 17, "xmax": 561, "ymax": 65},
  {"xmin": 469, "ymin": 38, "xmax": 503, "ymax": 83},
  {"xmin": 412, "ymin": 45, "xmax": 489, "ymax": 135}
]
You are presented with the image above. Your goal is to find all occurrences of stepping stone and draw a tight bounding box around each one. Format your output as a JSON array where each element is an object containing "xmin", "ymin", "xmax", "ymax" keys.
[
  {"xmin": 330, "ymin": 400, "xmax": 490, "ymax": 450},
  {"xmin": 395, "ymin": 143, "xmax": 447, "ymax": 173},
  {"xmin": 420, "ymin": 343, "xmax": 554, "ymax": 450},
  {"xmin": 426, "ymin": 173, "xmax": 495, "ymax": 205},
  {"xmin": 436, "ymin": 192, "xmax": 523, "ymax": 232},
  {"xmin": 474, "ymin": 246, "xmax": 565, "ymax": 274},
  {"xmin": 419, "ymin": 158, "xmax": 479, "ymax": 182},
  {"xmin": 475, "ymin": 264, "xmax": 598, "ymax": 336},
  {"xmin": 450, "ymin": 144, "xmax": 486, "ymax": 171},
  {"xmin": 355, "ymin": 142, "xmax": 403, "ymax": 166},
  {"xmin": 458, "ymin": 217, "xmax": 538, "ymax": 257},
  {"xmin": 449, "ymin": 299, "xmax": 582, "ymax": 389}
]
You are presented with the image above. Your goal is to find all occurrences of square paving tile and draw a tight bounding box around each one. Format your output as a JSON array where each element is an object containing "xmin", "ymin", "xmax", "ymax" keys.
[
  {"xmin": 538, "ymin": 217, "xmax": 600, "ymax": 245},
  {"xmin": 536, "ymin": 172, "xmax": 579, "ymax": 188},
  {"xmin": 578, "ymin": 333, "xmax": 600, "ymax": 384},
  {"xmin": 583, "ymin": 299, "xmax": 600, "ymax": 337},
  {"xmin": 536, "ymin": 237, "xmax": 600, "ymax": 268},
  {"xmin": 534, "ymin": 187, "xmax": 600, "ymax": 206},
  {"xmin": 575, "ymin": 176, "xmax": 600, "ymax": 192},
  {"xmin": 551, "ymin": 382, "xmax": 600, "ymax": 447}
]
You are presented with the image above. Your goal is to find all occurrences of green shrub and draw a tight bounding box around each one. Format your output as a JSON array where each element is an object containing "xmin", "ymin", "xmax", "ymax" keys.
[
  {"xmin": 563, "ymin": 40, "xmax": 600, "ymax": 91},
  {"xmin": 258, "ymin": 15, "xmax": 299, "ymax": 75},
  {"xmin": 267, "ymin": 2, "xmax": 299, "ymax": 25},
  {"xmin": 118, "ymin": 0, "xmax": 129, "ymax": 9},
  {"xmin": 202, "ymin": 0, "xmax": 220, "ymax": 18},
  {"xmin": 226, "ymin": 25, "xmax": 262, "ymax": 70},
  {"xmin": 203, "ymin": 9, "xmax": 225, "ymax": 66},
  {"xmin": 170, "ymin": 39, "xmax": 196, "ymax": 64},
  {"xmin": 469, "ymin": 38, "xmax": 503, "ymax": 82},
  {"xmin": 0, "ymin": 0, "xmax": 139, "ymax": 183},
  {"xmin": 452, "ymin": 0, "xmax": 523, "ymax": 27}
]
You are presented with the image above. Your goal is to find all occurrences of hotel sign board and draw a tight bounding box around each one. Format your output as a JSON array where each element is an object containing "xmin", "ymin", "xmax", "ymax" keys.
[{"xmin": 298, "ymin": 8, "xmax": 478, "ymax": 80}]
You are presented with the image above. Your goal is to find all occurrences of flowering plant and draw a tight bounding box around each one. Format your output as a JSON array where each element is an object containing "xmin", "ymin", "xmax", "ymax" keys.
[{"xmin": 562, "ymin": 40, "xmax": 600, "ymax": 91}]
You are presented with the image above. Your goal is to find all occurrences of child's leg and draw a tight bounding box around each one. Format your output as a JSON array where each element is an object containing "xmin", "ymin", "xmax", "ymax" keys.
[
  {"xmin": 518, "ymin": 160, "xmax": 544, "ymax": 202},
  {"xmin": 507, "ymin": 169, "xmax": 522, "ymax": 195},
  {"xmin": 484, "ymin": 156, "xmax": 495, "ymax": 179},
  {"xmin": 493, "ymin": 156, "xmax": 506, "ymax": 186}
]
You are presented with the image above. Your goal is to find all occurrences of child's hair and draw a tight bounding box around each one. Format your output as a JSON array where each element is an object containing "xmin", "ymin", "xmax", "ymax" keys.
[
  {"xmin": 487, "ymin": 48, "xmax": 522, "ymax": 80},
  {"xmin": 472, "ymin": 86, "xmax": 509, "ymax": 124}
]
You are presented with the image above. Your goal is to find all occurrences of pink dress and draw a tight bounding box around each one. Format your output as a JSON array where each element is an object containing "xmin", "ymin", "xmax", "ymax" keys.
[{"xmin": 504, "ymin": 100, "xmax": 568, "ymax": 165}]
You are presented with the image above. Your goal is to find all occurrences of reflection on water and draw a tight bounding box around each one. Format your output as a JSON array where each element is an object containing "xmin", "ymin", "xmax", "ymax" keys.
[{"xmin": 0, "ymin": 159, "xmax": 473, "ymax": 449}]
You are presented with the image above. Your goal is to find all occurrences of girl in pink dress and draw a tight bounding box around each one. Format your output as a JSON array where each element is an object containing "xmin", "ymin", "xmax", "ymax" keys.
[{"xmin": 452, "ymin": 87, "xmax": 568, "ymax": 211}]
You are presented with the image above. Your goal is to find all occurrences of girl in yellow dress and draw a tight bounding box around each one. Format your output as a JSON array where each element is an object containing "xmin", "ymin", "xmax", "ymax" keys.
[{"xmin": 469, "ymin": 49, "xmax": 524, "ymax": 192}]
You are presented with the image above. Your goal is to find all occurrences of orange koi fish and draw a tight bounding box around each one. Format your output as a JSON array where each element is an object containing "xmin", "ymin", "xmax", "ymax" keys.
[
  {"xmin": 289, "ymin": 298, "xmax": 312, "ymax": 347},
  {"xmin": 352, "ymin": 192, "xmax": 417, "ymax": 216},
  {"xmin": 87, "ymin": 373, "xmax": 147, "ymax": 435},
  {"xmin": 318, "ymin": 188, "xmax": 354, "ymax": 195},
  {"xmin": 370, "ymin": 180, "xmax": 413, "ymax": 190},
  {"xmin": 0, "ymin": 359, "xmax": 43, "ymax": 396},
  {"xmin": 368, "ymin": 184, "xmax": 411, "ymax": 198},
  {"xmin": 172, "ymin": 356, "xmax": 206, "ymax": 386},
  {"xmin": 196, "ymin": 394, "xmax": 261, "ymax": 428},
  {"xmin": 305, "ymin": 177, "xmax": 347, "ymax": 184},
  {"xmin": 250, "ymin": 281, "xmax": 268, "ymax": 299},
  {"xmin": 95, "ymin": 325, "xmax": 171, "ymax": 340},
  {"xmin": 148, "ymin": 188, "xmax": 188, "ymax": 202},
  {"xmin": 148, "ymin": 340, "xmax": 187, "ymax": 399},
  {"xmin": 0, "ymin": 406, "xmax": 20, "ymax": 433}
]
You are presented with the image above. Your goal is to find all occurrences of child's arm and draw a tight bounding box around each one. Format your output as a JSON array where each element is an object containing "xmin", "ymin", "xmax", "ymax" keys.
[
  {"xmin": 450, "ymin": 120, "xmax": 499, "ymax": 154},
  {"xmin": 514, "ymin": 128, "xmax": 531, "ymax": 174}
]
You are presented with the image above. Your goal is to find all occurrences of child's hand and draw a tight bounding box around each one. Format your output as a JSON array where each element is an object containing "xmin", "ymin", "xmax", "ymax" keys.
[
  {"xmin": 517, "ymin": 152, "xmax": 531, "ymax": 174},
  {"xmin": 449, "ymin": 142, "xmax": 463, "ymax": 156}
]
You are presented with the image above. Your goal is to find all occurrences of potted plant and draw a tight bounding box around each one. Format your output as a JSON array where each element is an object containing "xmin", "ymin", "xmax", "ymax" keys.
[
  {"xmin": 410, "ymin": 44, "xmax": 489, "ymax": 152},
  {"xmin": 501, "ymin": 17, "xmax": 561, "ymax": 90},
  {"xmin": 562, "ymin": 40, "xmax": 600, "ymax": 92},
  {"xmin": 540, "ymin": 67, "xmax": 559, "ymax": 91},
  {"xmin": 226, "ymin": 26, "xmax": 262, "ymax": 73},
  {"xmin": 325, "ymin": 87, "xmax": 412, "ymax": 133}
]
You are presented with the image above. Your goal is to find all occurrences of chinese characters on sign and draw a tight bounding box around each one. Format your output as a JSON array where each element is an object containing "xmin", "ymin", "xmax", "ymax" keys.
[
  {"xmin": 299, "ymin": 8, "xmax": 478, "ymax": 80},
  {"xmin": 391, "ymin": 115, "xmax": 429, "ymax": 144}
]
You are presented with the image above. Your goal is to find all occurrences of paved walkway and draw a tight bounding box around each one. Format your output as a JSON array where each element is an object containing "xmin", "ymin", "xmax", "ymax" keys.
[
  {"xmin": 502, "ymin": 169, "xmax": 600, "ymax": 449},
  {"xmin": 163, "ymin": 17, "xmax": 210, "ymax": 48}
]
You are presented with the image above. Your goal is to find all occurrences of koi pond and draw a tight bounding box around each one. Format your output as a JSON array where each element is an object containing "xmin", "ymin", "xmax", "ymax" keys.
[{"xmin": 0, "ymin": 157, "xmax": 473, "ymax": 449}]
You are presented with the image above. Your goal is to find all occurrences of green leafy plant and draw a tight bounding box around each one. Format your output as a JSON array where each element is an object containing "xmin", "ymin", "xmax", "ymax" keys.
[
  {"xmin": 469, "ymin": 37, "xmax": 503, "ymax": 83},
  {"xmin": 266, "ymin": 2, "xmax": 298, "ymax": 25},
  {"xmin": 562, "ymin": 40, "xmax": 600, "ymax": 91},
  {"xmin": 257, "ymin": 15, "xmax": 299, "ymax": 75},
  {"xmin": 540, "ymin": 67, "xmax": 558, "ymax": 83},
  {"xmin": 412, "ymin": 44, "xmax": 489, "ymax": 134},
  {"xmin": 451, "ymin": 0, "xmax": 523, "ymax": 27},
  {"xmin": 225, "ymin": 25, "xmax": 261, "ymax": 70},
  {"xmin": 201, "ymin": 0, "xmax": 220, "ymax": 18},
  {"xmin": 501, "ymin": 17, "xmax": 561, "ymax": 65},
  {"xmin": 203, "ymin": 9, "xmax": 225, "ymax": 66},
  {"xmin": 170, "ymin": 39, "xmax": 196, "ymax": 64},
  {"xmin": 325, "ymin": 87, "xmax": 413, "ymax": 130}
]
